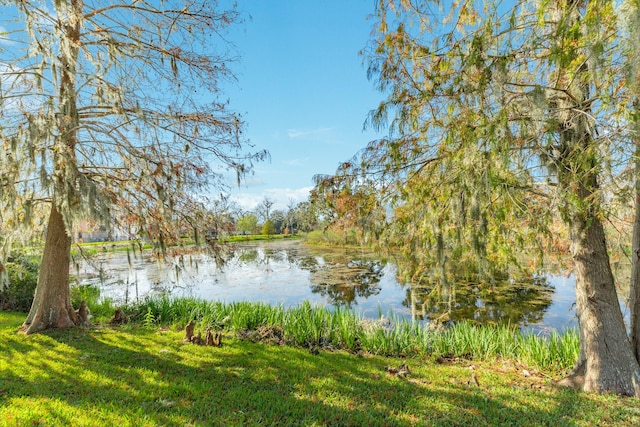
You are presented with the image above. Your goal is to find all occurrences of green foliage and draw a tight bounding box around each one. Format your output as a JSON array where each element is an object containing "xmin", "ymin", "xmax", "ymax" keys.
[
  {"xmin": 143, "ymin": 307, "xmax": 156, "ymax": 328},
  {"xmin": 261, "ymin": 219, "xmax": 275, "ymax": 236},
  {"xmin": 312, "ymin": 0, "xmax": 630, "ymax": 286},
  {"xmin": 285, "ymin": 200, "xmax": 319, "ymax": 233},
  {"xmin": 70, "ymin": 284, "xmax": 100, "ymax": 306},
  {"xmin": 0, "ymin": 250, "xmax": 119, "ymax": 319},
  {"xmin": 311, "ymin": 178, "xmax": 386, "ymax": 247},
  {"xmin": 305, "ymin": 229, "xmax": 366, "ymax": 247},
  {"xmin": 269, "ymin": 209, "xmax": 287, "ymax": 234},
  {"xmin": 221, "ymin": 234, "xmax": 299, "ymax": 243},
  {"xmin": 283, "ymin": 301, "xmax": 329, "ymax": 346},
  {"xmin": 0, "ymin": 252, "xmax": 39, "ymax": 312},
  {"xmin": 236, "ymin": 213, "xmax": 258, "ymax": 235},
  {"xmin": 131, "ymin": 295, "xmax": 209, "ymax": 326}
]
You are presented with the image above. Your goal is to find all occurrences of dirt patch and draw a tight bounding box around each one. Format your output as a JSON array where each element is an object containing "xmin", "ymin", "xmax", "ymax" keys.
[{"xmin": 236, "ymin": 325, "xmax": 286, "ymax": 346}]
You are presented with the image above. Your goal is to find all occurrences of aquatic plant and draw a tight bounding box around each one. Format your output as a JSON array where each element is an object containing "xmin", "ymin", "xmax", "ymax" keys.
[{"xmin": 128, "ymin": 297, "xmax": 578, "ymax": 370}]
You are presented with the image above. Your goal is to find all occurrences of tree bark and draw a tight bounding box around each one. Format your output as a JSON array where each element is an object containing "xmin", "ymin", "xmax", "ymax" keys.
[
  {"xmin": 564, "ymin": 205, "xmax": 640, "ymax": 396},
  {"xmin": 0, "ymin": 235, "xmax": 13, "ymax": 292},
  {"xmin": 630, "ymin": 102, "xmax": 640, "ymax": 363},
  {"xmin": 555, "ymin": 118, "xmax": 640, "ymax": 394},
  {"xmin": 23, "ymin": 203, "xmax": 77, "ymax": 334},
  {"xmin": 632, "ymin": 184, "xmax": 640, "ymax": 363},
  {"xmin": 554, "ymin": 127, "xmax": 640, "ymax": 395},
  {"xmin": 545, "ymin": 0, "xmax": 640, "ymax": 396}
]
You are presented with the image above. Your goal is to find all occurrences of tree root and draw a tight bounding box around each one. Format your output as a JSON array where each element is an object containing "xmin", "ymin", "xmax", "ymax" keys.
[
  {"xmin": 556, "ymin": 362, "xmax": 585, "ymax": 391},
  {"xmin": 109, "ymin": 308, "xmax": 128, "ymax": 325},
  {"xmin": 183, "ymin": 320, "xmax": 222, "ymax": 347},
  {"xmin": 75, "ymin": 300, "xmax": 91, "ymax": 326}
]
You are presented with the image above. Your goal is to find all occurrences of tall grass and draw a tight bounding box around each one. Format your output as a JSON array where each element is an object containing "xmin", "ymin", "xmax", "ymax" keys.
[
  {"xmin": 227, "ymin": 301, "xmax": 285, "ymax": 330},
  {"xmin": 126, "ymin": 297, "xmax": 579, "ymax": 371}
]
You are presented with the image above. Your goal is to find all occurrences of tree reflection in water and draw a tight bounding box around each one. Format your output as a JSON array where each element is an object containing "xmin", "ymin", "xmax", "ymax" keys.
[
  {"xmin": 403, "ymin": 273, "xmax": 554, "ymax": 326},
  {"xmin": 306, "ymin": 259, "xmax": 385, "ymax": 308},
  {"xmin": 229, "ymin": 243, "xmax": 554, "ymax": 324},
  {"xmin": 233, "ymin": 244, "xmax": 386, "ymax": 308},
  {"xmin": 78, "ymin": 241, "xmax": 561, "ymax": 329}
]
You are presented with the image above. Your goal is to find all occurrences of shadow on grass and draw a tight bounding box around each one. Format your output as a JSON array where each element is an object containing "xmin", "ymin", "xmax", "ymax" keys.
[{"xmin": 0, "ymin": 319, "xmax": 629, "ymax": 426}]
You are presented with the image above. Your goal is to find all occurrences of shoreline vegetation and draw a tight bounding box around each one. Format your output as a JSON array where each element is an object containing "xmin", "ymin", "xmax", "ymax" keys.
[
  {"xmin": 1, "ymin": 306, "xmax": 638, "ymax": 425},
  {"xmin": 7, "ymin": 235, "xmax": 580, "ymax": 368},
  {"xmin": 3, "ymin": 238, "xmax": 639, "ymax": 424},
  {"xmin": 126, "ymin": 297, "xmax": 579, "ymax": 372}
]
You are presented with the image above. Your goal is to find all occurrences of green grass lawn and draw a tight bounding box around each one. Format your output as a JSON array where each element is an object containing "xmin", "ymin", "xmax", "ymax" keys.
[{"xmin": 1, "ymin": 312, "xmax": 639, "ymax": 426}]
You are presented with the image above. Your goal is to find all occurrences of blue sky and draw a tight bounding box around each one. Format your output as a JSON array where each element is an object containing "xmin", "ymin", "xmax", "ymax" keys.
[{"xmin": 222, "ymin": 1, "xmax": 385, "ymax": 211}]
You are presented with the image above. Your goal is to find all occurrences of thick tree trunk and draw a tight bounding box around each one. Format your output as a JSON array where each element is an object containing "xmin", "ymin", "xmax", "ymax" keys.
[
  {"xmin": 631, "ymin": 172, "xmax": 640, "ymax": 362},
  {"xmin": 552, "ymin": 111, "xmax": 640, "ymax": 396},
  {"xmin": 22, "ymin": 204, "xmax": 77, "ymax": 334},
  {"xmin": 630, "ymin": 101, "xmax": 640, "ymax": 363},
  {"xmin": 21, "ymin": 1, "xmax": 83, "ymax": 335},
  {"xmin": 545, "ymin": 0, "xmax": 640, "ymax": 395},
  {"xmin": 558, "ymin": 172, "xmax": 640, "ymax": 396},
  {"xmin": 567, "ymin": 214, "xmax": 640, "ymax": 395}
]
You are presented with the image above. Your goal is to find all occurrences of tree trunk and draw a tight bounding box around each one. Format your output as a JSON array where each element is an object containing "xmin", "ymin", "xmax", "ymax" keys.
[
  {"xmin": 22, "ymin": 204, "xmax": 77, "ymax": 334},
  {"xmin": 552, "ymin": 111, "xmax": 640, "ymax": 396},
  {"xmin": 21, "ymin": 0, "xmax": 83, "ymax": 335},
  {"xmin": 0, "ymin": 234, "xmax": 14, "ymax": 291},
  {"xmin": 632, "ymin": 169, "xmax": 640, "ymax": 362},
  {"xmin": 557, "ymin": 172, "xmax": 640, "ymax": 395},
  {"xmin": 569, "ymin": 214, "xmax": 640, "ymax": 395},
  {"xmin": 544, "ymin": 0, "xmax": 640, "ymax": 395},
  {"xmin": 630, "ymin": 101, "xmax": 640, "ymax": 363}
]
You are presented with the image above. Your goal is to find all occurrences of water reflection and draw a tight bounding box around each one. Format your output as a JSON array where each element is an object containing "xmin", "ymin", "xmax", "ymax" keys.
[
  {"xmin": 307, "ymin": 259, "xmax": 385, "ymax": 308},
  {"xmin": 229, "ymin": 244, "xmax": 386, "ymax": 307},
  {"xmin": 404, "ymin": 275, "xmax": 554, "ymax": 326},
  {"xmin": 71, "ymin": 240, "xmax": 574, "ymax": 330}
]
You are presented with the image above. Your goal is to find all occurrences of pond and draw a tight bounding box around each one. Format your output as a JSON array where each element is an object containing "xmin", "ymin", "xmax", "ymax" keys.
[{"xmin": 72, "ymin": 239, "xmax": 588, "ymax": 333}]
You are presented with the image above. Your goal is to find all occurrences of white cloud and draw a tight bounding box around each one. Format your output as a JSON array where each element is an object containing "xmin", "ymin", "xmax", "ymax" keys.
[
  {"xmin": 264, "ymin": 186, "xmax": 313, "ymax": 208},
  {"xmin": 287, "ymin": 127, "xmax": 333, "ymax": 139},
  {"xmin": 229, "ymin": 193, "xmax": 265, "ymax": 212},
  {"xmin": 229, "ymin": 186, "xmax": 313, "ymax": 212},
  {"xmin": 239, "ymin": 176, "xmax": 266, "ymax": 187},
  {"xmin": 284, "ymin": 157, "xmax": 309, "ymax": 166}
]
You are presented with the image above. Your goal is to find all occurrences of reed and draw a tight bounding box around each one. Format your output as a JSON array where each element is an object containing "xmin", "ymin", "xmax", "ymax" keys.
[
  {"xmin": 227, "ymin": 301, "xmax": 285, "ymax": 330},
  {"xmin": 327, "ymin": 306, "xmax": 361, "ymax": 350},
  {"xmin": 126, "ymin": 297, "xmax": 579, "ymax": 371}
]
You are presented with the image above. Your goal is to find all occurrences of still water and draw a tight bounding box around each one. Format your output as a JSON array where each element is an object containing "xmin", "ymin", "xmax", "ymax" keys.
[{"xmin": 72, "ymin": 239, "xmax": 586, "ymax": 333}]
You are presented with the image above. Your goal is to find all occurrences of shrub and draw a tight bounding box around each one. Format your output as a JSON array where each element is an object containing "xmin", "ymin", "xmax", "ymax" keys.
[
  {"xmin": 0, "ymin": 253, "xmax": 39, "ymax": 312},
  {"xmin": 0, "ymin": 250, "xmax": 116, "ymax": 318},
  {"xmin": 261, "ymin": 219, "xmax": 275, "ymax": 236},
  {"xmin": 306, "ymin": 229, "xmax": 345, "ymax": 246}
]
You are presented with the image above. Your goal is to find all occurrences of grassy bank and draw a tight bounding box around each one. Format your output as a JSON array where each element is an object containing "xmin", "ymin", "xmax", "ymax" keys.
[
  {"xmin": 66, "ymin": 234, "xmax": 300, "ymax": 257},
  {"xmin": 0, "ymin": 312, "xmax": 639, "ymax": 426},
  {"xmin": 221, "ymin": 234, "xmax": 301, "ymax": 243}
]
